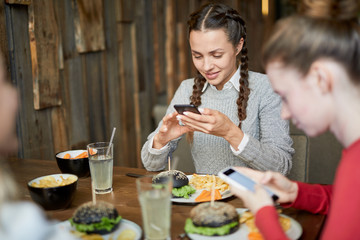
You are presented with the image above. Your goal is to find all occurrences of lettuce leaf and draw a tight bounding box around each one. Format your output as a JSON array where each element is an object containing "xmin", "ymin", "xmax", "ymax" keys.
[
  {"xmin": 69, "ymin": 215, "xmax": 122, "ymax": 233},
  {"xmin": 184, "ymin": 218, "xmax": 238, "ymax": 236},
  {"xmin": 172, "ymin": 185, "xmax": 196, "ymax": 199}
]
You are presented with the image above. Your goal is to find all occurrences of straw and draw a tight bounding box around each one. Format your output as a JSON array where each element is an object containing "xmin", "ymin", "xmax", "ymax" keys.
[
  {"xmin": 92, "ymin": 179, "xmax": 96, "ymax": 205},
  {"xmin": 106, "ymin": 127, "xmax": 116, "ymax": 156},
  {"xmin": 211, "ymin": 175, "xmax": 215, "ymax": 207},
  {"xmin": 171, "ymin": 156, "xmax": 179, "ymax": 171},
  {"xmin": 168, "ymin": 155, "xmax": 171, "ymax": 171}
]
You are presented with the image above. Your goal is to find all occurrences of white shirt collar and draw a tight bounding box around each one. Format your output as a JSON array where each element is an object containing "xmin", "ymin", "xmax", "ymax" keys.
[{"xmin": 201, "ymin": 67, "xmax": 241, "ymax": 92}]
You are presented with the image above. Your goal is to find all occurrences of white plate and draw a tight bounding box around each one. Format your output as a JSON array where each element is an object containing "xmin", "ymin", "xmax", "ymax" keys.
[
  {"xmin": 187, "ymin": 208, "xmax": 302, "ymax": 240},
  {"xmin": 171, "ymin": 175, "xmax": 233, "ymax": 204},
  {"xmin": 56, "ymin": 218, "xmax": 142, "ymax": 240}
]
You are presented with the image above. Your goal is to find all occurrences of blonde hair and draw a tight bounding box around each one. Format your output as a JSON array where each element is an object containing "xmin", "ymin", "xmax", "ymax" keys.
[
  {"xmin": 263, "ymin": 0, "xmax": 360, "ymax": 83},
  {"xmin": 0, "ymin": 161, "xmax": 19, "ymax": 206}
]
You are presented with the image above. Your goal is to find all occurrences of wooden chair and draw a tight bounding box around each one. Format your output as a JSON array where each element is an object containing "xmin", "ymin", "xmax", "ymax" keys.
[{"xmin": 287, "ymin": 133, "xmax": 310, "ymax": 182}]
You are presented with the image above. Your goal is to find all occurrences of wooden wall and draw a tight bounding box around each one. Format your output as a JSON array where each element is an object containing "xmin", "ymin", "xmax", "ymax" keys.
[{"xmin": 0, "ymin": 0, "xmax": 269, "ymax": 168}]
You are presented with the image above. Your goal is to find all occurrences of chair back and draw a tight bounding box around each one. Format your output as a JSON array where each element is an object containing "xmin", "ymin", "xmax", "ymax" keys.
[{"xmin": 288, "ymin": 133, "xmax": 310, "ymax": 182}]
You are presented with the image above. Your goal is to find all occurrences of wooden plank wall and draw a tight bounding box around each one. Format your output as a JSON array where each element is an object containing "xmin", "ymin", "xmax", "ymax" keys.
[{"xmin": 2, "ymin": 0, "xmax": 267, "ymax": 168}]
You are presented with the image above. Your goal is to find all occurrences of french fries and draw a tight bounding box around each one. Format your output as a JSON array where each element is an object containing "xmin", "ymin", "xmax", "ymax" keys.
[
  {"xmin": 30, "ymin": 175, "xmax": 77, "ymax": 188},
  {"xmin": 189, "ymin": 174, "xmax": 230, "ymax": 192},
  {"xmin": 240, "ymin": 210, "xmax": 291, "ymax": 238}
]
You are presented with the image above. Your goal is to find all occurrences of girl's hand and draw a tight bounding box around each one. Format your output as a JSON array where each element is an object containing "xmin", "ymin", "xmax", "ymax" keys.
[
  {"xmin": 232, "ymin": 167, "xmax": 299, "ymax": 205},
  {"xmin": 153, "ymin": 112, "xmax": 193, "ymax": 149},
  {"xmin": 231, "ymin": 183, "xmax": 274, "ymax": 214},
  {"xmin": 177, "ymin": 108, "xmax": 244, "ymax": 148}
]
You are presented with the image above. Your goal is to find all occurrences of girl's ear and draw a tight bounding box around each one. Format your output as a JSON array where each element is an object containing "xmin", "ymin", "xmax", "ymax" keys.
[
  {"xmin": 236, "ymin": 38, "xmax": 244, "ymax": 55},
  {"xmin": 309, "ymin": 61, "xmax": 333, "ymax": 94}
]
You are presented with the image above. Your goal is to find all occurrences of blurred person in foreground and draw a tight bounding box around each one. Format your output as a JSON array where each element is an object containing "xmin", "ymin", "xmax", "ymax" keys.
[
  {"xmin": 0, "ymin": 56, "xmax": 76, "ymax": 240},
  {"xmin": 141, "ymin": 2, "xmax": 293, "ymax": 175},
  {"xmin": 230, "ymin": 0, "xmax": 360, "ymax": 239}
]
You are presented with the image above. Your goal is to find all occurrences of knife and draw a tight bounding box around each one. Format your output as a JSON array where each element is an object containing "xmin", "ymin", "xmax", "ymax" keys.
[{"xmin": 125, "ymin": 173, "xmax": 144, "ymax": 178}]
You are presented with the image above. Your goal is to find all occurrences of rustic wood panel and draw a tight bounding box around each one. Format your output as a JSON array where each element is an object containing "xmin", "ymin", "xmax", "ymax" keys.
[
  {"xmin": 165, "ymin": 0, "xmax": 176, "ymax": 104},
  {"xmin": 51, "ymin": 106, "xmax": 69, "ymax": 154},
  {"xmin": 84, "ymin": 52, "xmax": 107, "ymax": 142},
  {"xmin": 153, "ymin": 0, "xmax": 166, "ymax": 95},
  {"xmin": 118, "ymin": 0, "xmax": 135, "ymax": 22},
  {"xmin": 117, "ymin": 30, "xmax": 131, "ymax": 167},
  {"xmin": 0, "ymin": 1, "xmax": 10, "ymax": 74},
  {"xmin": 176, "ymin": 22, "xmax": 187, "ymax": 86},
  {"xmin": 102, "ymin": 0, "xmax": 123, "ymax": 166},
  {"xmin": 152, "ymin": 0, "xmax": 161, "ymax": 94},
  {"xmin": 4, "ymin": 0, "xmax": 276, "ymax": 167},
  {"xmin": 28, "ymin": 0, "xmax": 61, "ymax": 110},
  {"xmin": 55, "ymin": 0, "xmax": 90, "ymax": 150},
  {"xmin": 137, "ymin": 0, "xmax": 154, "ymax": 144},
  {"xmin": 72, "ymin": 0, "xmax": 105, "ymax": 53},
  {"xmin": 129, "ymin": 24, "xmax": 142, "ymax": 167},
  {"xmin": 118, "ymin": 22, "xmax": 139, "ymax": 167},
  {"xmin": 7, "ymin": 4, "xmax": 54, "ymax": 159}
]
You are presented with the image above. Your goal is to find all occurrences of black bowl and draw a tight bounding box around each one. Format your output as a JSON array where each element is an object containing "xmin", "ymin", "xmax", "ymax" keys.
[
  {"xmin": 56, "ymin": 150, "xmax": 90, "ymax": 178},
  {"xmin": 28, "ymin": 174, "xmax": 78, "ymax": 210}
]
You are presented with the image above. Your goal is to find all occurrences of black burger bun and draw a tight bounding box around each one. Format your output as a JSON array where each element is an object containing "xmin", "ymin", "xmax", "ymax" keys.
[
  {"xmin": 191, "ymin": 202, "xmax": 239, "ymax": 229},
  {"xmin": 153, "ymin": 170, "xmax": 189, "ymax": 188},
  {"xmin": 71, "ymin": 201, "xmax": 121, "ymax": 234}
]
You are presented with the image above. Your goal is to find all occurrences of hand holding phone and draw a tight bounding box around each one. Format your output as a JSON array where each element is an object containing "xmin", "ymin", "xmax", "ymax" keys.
[
  {"xmin": 218, "ymin": 167, "xmax": 279, "ymax": 202},
  {"xmin": 174, "ymin": 104, "xmax": 201, "ymax": 115}
]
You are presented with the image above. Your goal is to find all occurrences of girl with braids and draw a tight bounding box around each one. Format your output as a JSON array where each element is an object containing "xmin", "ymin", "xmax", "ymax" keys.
[
  {"xmin": 141, "ymin": 3, "xmax": 294, "ymax": 175},
  {"xmin": 230, "ymin": 0, "xmax": 360, "ymax": 239}
]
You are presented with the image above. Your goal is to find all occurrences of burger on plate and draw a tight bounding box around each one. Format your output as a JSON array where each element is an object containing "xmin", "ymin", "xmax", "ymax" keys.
[
  {"xmin": 152, "ymin": 170, "xmax": 196, "ymax": 198},
  {"xmin": 184, "ymin": 202, "xmax": 239, "ymax": 236},
  {"xmin": 69, "ymin": 201, "xmax": 122, "ymax": 234}
]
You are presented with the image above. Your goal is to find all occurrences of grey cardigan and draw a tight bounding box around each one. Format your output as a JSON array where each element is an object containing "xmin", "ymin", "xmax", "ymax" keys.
[{"xmin": 141, "ymin": 71, "xmax": 294, "ymax": 175}]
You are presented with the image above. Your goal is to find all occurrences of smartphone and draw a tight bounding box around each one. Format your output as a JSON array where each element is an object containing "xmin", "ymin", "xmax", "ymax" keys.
[
  {"xmin": 174, "ymin": 104, "xmax": 201, "ymax": 115},
  {"xmin": 218, "ymin": 167, "xmax": 279, "ymax": 202}
]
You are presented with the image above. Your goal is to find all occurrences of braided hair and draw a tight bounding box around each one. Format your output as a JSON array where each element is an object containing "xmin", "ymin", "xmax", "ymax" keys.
[{"xmin": 187, "ymin": 3, "xmax": 250, "ymax": 128}]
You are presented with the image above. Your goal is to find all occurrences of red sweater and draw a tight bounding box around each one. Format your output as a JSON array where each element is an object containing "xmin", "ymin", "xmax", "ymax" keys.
[{"xmin": 255, "ymin": 138, "xmax": 360, "ymax": 240}]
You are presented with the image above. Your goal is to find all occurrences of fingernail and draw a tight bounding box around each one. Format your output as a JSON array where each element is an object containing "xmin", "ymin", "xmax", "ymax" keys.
[
  {"xmin": 199, "ymin": 108, "xmax": 204, "ymax": 113},
  {"xmin": 183, "ymin": 112, "xmax": 189, "ymax": 116},
  {"xmin": 176, "ymin": 115, "xmax": 181, "ymax": 120}
]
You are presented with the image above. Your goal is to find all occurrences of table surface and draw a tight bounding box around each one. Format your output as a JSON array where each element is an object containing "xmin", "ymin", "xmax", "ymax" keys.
[{"xmin": 8, "ymin": 158, "xmax": 326, "ymax": 239}]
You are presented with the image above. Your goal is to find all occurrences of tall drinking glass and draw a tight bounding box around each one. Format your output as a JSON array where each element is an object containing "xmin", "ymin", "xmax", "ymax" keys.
[
  {"xmin": 136, "ymin": 175, "xmax": 172, "ymax": 240},
  {"xmin": 87, "ymin": 142, "xmax": 113, "ymax": 194}
]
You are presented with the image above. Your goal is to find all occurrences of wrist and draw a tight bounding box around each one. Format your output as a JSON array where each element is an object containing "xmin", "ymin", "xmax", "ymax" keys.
[
  {"xmin": 153, "ymin": 133, "xmax": 167, "ymax": 149},
  {"xmin": 224, "ymin": 124, "xmax": 244, "ymax": 149},
  {"xmin": 289, "ymin": 181, "xmax": 299, "ymax": 203}
]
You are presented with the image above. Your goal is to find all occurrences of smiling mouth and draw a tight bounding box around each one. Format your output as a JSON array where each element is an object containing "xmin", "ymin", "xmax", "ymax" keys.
[{"xmin": 205, "ymin": 71, "xmax": 219, "ymax": 80}]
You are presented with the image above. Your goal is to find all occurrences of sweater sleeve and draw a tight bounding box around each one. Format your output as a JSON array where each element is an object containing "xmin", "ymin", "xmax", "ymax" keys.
[
  {"xmin": 234, "ymin": 73, "xmax": 294, "ymax": 175},
  {"xmin": 141, "ymin": 80, "xmax": 192, "ymax": 171},
  {"xmin": 282, "ymin": 182, "xmax": 332, "ymax": 215}
]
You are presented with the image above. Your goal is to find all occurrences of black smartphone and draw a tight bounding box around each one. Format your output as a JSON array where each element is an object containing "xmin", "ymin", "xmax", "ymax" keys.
[
  {"xmin": 218, "ymin": 167, "xmax": 279, "ymax": 202},
  {"xmin": 173, "ymin": 104, "xmax": 201, "ymax": 115}
]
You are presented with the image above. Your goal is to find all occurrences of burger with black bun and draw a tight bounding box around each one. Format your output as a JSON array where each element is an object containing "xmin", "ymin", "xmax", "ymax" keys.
[
  {"xmin": 152, "ymin": 170, "xmax": 196, "ymax": 198},
  {"xmin": 70, "ymin": 201, "xmax": 122, "ymax": 234},
  {"xmin": 184, "ymin": 202, "xmax": 239, "ymax": 236}
]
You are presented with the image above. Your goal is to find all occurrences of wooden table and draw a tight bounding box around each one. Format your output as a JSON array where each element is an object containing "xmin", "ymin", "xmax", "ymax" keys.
[{"xmin": 8, "ymin": 158, "xmax": 325, "ymax": 239}]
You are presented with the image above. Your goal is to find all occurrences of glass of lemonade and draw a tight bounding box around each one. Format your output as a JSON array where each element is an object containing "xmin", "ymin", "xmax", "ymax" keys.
[
  {"xmin": 87, "ymin": 142, "xmax": 113, "ymax": 194},
  {"xmin": 136, "ymin": 175, "xmax": 172, "ymax": 240}
]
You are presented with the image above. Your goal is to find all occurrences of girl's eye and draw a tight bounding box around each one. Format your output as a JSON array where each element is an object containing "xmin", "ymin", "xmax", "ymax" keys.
[
  {"xmin": 213, "ymin": 55, "xmax": 223, "ymax": 58},
  {"xmin": 193, "ymin": 55, "xmax": 202, "ymax": 59}
]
